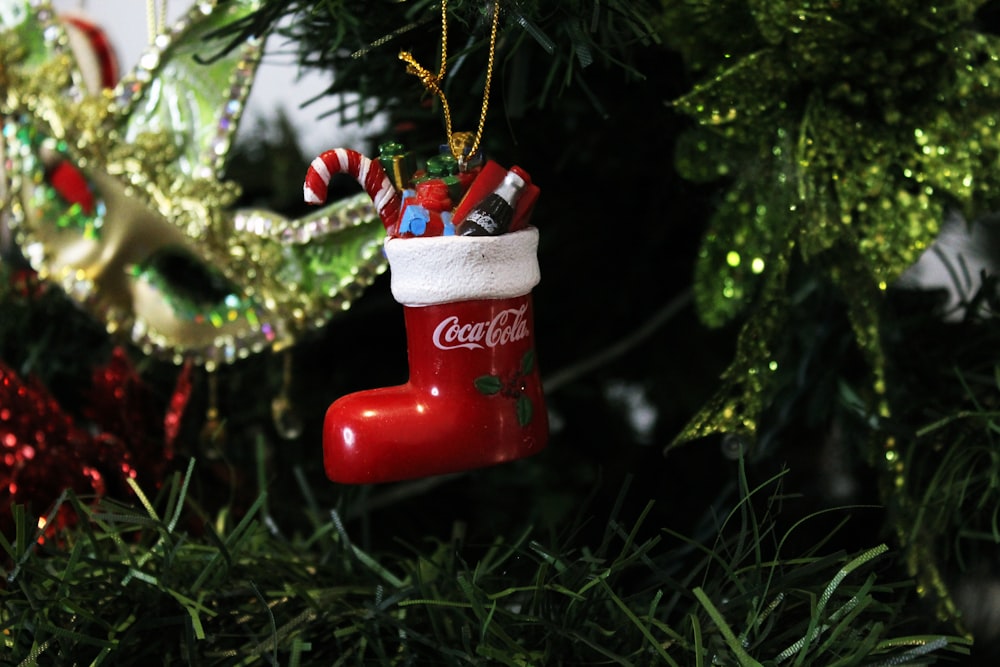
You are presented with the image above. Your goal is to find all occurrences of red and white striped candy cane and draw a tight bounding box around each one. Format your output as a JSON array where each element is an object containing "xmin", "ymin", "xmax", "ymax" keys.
[{"xmin": 304, "ymin": 148, "xmax": 401, "ymax": 232}]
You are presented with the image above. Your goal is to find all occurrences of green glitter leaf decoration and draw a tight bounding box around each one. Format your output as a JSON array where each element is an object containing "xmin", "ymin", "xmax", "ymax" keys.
[
  {"xmin": 666, "ymin": 0, "xmax": 1000, "ymax": 430},
  {"xmin": 670, "ymin": 2, "xmax": 1000, "ymax": 329},
  {"xmin": 675, "ymin": 240, "xmax": 792, "ymax": 445},
  {"xmin": 674, "ymin": 49, "xmax": 795, "ymax": 145},
  {"xmin": 687, "ymin": 141, "xmax": 801, "ymax": 326},
  {"xmin": 666, "ymin": 0, "xmax": 1000, "ymax": 630}
]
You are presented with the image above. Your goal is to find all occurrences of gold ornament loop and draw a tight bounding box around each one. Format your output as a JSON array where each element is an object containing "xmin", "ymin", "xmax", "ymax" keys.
[
  {"xmin": 399, "ymin": 0, "xmax": 501, "ymax": 168},
  {"xmin": 449, "ymin": 131, "xmax": 475, "ymax": 163},
  {"xmin": 398, "ymin": 48, "xmax": 454, "ymax": 144},
  {"xmin": 146, "ymin": 0, "xmax": 169, "ymax": 44}
]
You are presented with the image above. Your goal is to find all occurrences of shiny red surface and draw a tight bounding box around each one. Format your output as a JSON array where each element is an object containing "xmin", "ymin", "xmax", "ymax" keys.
[{"xmin": 323, "ymin": 294, "xmax": 547, "ymax": 484}]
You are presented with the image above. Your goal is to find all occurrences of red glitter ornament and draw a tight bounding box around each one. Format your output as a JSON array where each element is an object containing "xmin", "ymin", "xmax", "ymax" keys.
[
  {"xmin": 83, "ymin": 346, "xmax": 181, "ymax": 469},
  {"xmin": 0, "ymin": 347, "xmax": 190, "ymax": 537},
  {"xmin": 0, "ymin": 360, "xmax": 134, "ymax": 536}
]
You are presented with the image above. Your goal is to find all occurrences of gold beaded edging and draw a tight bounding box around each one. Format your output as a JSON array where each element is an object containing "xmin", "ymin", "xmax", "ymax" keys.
[{"xmin": 1, "ymin": 1, "xmax": 386, "ymax": 369}]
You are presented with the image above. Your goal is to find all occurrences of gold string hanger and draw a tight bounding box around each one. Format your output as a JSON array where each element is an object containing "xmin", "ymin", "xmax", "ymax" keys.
[
  {"xmin": 399, "ymin": 0, "xmax": 501, "ymax": 169},
  {"xmin": 147, "ymin": 0, "xmax": 168, "ymax": 44}
]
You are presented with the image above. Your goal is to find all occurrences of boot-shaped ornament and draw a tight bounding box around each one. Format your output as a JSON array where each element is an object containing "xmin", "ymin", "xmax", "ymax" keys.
[{"xmin": 304, "ymin": 148, "xmax": 547, "ymax": 484}]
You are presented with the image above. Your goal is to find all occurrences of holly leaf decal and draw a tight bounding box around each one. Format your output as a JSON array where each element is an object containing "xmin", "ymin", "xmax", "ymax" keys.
[
  {"xmin": 520, "ymin": 349, "xmax": 535, "ymax": 375},
  {"xmin": 474, "ymin": 375, "xmax": 502, "ymax": 395},
  {"xmin": 516, "ymin": 395, "xmax": 533, "ymax": 426}
]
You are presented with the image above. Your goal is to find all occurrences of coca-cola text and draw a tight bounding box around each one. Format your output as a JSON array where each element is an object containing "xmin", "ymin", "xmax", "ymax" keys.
[{"xmin": 432, "ymin": 305, "xmax": 530, "ymax": 350}]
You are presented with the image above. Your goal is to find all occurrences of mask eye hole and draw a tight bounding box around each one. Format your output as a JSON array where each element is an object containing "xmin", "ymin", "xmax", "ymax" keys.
[
  {"xmin": 131, "ymin": 247, "xmax": 261, "ymax": 328},
  {"xmin": 18, "ymin": 130, "xmax": 105, "ymax": 238},
  {"xmin": 46, "ymin": 161, "xmax": 95, "ymax": 215}
]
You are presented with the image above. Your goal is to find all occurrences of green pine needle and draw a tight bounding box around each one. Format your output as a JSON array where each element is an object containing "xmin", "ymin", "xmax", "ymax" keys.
[{"xmin": 0, "ymin": 458, "xmax": 969, "ymax": 664}]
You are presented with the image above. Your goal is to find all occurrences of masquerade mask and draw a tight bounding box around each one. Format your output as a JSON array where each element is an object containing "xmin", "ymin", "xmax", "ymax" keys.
[{"xmin": 0, "ymin": 0, "xmax": 386, "ymax": 370}]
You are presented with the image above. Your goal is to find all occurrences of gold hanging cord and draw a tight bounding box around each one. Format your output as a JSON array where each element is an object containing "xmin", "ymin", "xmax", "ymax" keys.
[
  {"xmin": 146, "ymin": 0, "xmax": 168, "ymax": 44},
  {"xmin": 398, "ymin": 0, "xmax": 501, "ymax": 167}
]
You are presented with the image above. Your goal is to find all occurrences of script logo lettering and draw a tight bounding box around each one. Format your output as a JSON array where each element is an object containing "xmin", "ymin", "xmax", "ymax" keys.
[{"xmin": 432, "ymin": 305, "xmax": 530, "ymax": 351}]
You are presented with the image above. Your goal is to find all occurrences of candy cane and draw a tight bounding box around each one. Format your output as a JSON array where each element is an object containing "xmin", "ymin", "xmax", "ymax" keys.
[{"xmin": 304, "ymin": 148, "xmax": 401, "ymax": 232}]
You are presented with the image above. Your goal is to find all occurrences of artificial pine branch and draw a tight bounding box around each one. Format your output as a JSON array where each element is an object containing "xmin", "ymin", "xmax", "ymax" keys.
[
  {"xmin": 218, "ymin": 0, "xmax": 663, "ymax": 125},
  {"xmin": 0, "ymin": 458, "xmax": 971, "ymax": 664}
]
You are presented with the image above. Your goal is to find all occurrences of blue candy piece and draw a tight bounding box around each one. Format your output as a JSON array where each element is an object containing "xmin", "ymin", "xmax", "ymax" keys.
[{"xmin": 399, "ymin": 203, "xmax": 430, "ymax": 236}]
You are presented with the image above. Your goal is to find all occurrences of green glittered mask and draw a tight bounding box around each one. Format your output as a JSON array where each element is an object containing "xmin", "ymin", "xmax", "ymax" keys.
[{"xmin": 0, "ymin": 0, "xmax": 385, "ymax": 370}]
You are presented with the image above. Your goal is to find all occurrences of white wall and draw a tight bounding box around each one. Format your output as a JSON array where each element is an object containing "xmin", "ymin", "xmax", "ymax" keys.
[{"xmin": 50, "ymin": 0, "xmax": 381, "ymax": 155}]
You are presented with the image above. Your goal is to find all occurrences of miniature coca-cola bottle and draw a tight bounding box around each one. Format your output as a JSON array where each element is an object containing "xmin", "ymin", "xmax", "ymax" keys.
[{"xmin": 457, "ymin": 166, "xmax": 529, "ymax": 236}]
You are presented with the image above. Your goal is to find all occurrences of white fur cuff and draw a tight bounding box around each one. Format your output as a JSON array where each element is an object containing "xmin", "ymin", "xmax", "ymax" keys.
[{"xmin": 384, "ymin": 227, "xmax": 541, "ymax": 306}]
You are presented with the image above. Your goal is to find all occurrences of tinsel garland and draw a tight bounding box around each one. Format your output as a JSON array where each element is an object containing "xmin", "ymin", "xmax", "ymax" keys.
[{"xmin": 663, "ymin": 0, "xmax": 1000, "ymax": 631}]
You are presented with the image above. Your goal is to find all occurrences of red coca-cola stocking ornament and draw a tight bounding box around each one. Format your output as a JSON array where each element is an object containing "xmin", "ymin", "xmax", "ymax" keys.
[
  {"xmin": 304, "ymin": 147, "xmax": 547, "ymax": 484},
  {"xmin": 302, "ymin": 0, "xmax": 547, "ymax": 483}
]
